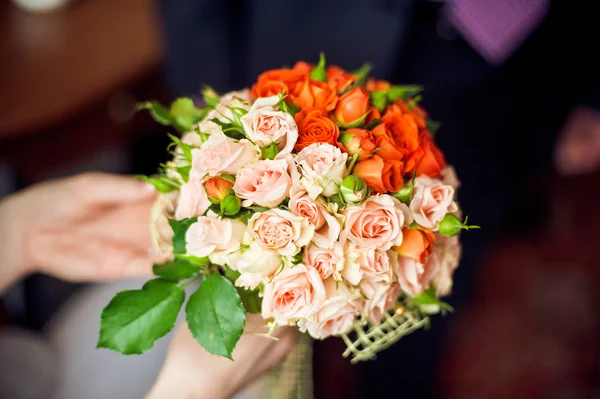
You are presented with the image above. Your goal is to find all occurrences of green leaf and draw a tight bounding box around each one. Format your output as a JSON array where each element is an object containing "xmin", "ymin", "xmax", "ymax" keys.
[
  {"xmin": 168, "ymin": 217, "xmax": 198, "ymax": 254},
  {"xmin": 409, "ymin": 288, "xmax": 453, "ymax": 312},
  {"xmin": 352, "ymin": 62, "xmax": 372, "ymax": 83},
  {"xmin": 168, "ymin": 133, "xmax": 193, "ymax": 162},
  {"xmin": 176, "ymin": 165, "xmax": 191, "ymax": 183},
  {"xmin": 426, "ymin": 119, "xmax": 442, "ymax": 134},
  {"xmin": 223, "ymin": 267, "xmax": 262, "ymax": 314},
  {"xmin": 210, "ymin": 118, "xmax": 246, "ymax": 140},
  {"xmin": 388, "ymin": 85, "xmax": 423, "ymax": 101},
  {"xmin": 186, "ymin": 274, "xmax": 246, "ymax": 359},
  {"xmin": 153, "ymin": 257, "xmax": 206, "ymax": 281},
  {"xmin": 261, "ymin": 142, "xmax": 279, "ymax": 160},
  {"xmin": 370, "ymin": 90, "xmax": 388, "ymax": 112},
  {"xmin": 309, "ymin": 52, "xmax": 327, "ymax": 82},
  {"xmin": 392, "ymin": 171, "xmax": 416, "ymax": 204},
  {"xmin": 247, "ymin": 206, "xmax": 269, "ymax": 213},
  {"xmin": 170, "ymin": 97, "xmax": 208, "ymax": 132},
  {"xmin": 136, "ymin": 175, "xmax": 179, "ymax": 193},
  {"xmin": 363, "ymin": 118, "xmax": 383, "ymax": 131},
  {"xmin": 280, "ymin": 100, "xmax": 299, "ymax": 116},
  {"xmin": 98, "ymin": 279, "xmax": 185, "ymax": 354},
  {"xmin": 202, "ymin": 86, "xmax": 220, "ymax": 108},
  {"xmin": 137, "ymin": 101, "xmax": 172, "ymax": 126}
]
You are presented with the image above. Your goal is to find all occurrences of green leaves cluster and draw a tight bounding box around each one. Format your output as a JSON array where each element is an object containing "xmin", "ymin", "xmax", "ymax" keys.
[{"xmin": 138, "ymin": 97, "xmax": 208, "ymax": 133}]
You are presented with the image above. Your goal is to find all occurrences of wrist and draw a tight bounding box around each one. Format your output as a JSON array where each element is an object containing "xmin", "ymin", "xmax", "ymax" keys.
[{"xmin": 0, "ymin": 195, "xmax": 29, "ymax": 292}]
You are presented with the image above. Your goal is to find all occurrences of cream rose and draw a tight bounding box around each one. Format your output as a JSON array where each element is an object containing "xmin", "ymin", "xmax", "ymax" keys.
[
  {"xmin": 341, "ymin": 244, "xmax": 394, "ymax": 285},
  {"xmin": 241, "ymin": 96, "xmax": 298, "ymax": 157},
  {"xmin": 299, "ymin": 279, "xmax": 360, "ymax": 339},
  {"xmin": 185, "ymin": 214, "xmax": 245, "ymax": 258},
  {"xmin": 190, "ymin": 130, "xmax": 259, "ymax": 178},
  {"xmin": 360, "ymin": 278, "xmax": 400, "ymax": 324},
  {"xmin": 395, "ymin": 255, "xmax": 439, "ymax": 297},
  {"xmin": 233, "ymin": 159, "xmax": 293, "ymax": 208},
  {"xmin": 225, "ymin": 242, "xmax": 283, "ymax": 290},
  {"xmin": 289, "ymin": 189, "xmax": 341, "ymax": 248},
  {"xmin": 261, "ymin": 264, "xmax": 326, "ymax": 324},
  {"xmin": 197, "ymin": 90, "xmax": 252, "ymax": 132},
  {"xmin": 431, "ymin": 235, "xmax": 461, "ymax": 297},
  {"xmin": 303, "ymin": 242, "xmax": 344, "ymax": 280},
  {"xmin": 296, "ymin": 143, "xmax": 348, "ymax": 198},
  {"xmin": 410, "ymin": 176, "xmax": 456, "ymax": 231},
  {"xmin": 175, "ymin": 180, "xmax": 210, "ymax": 220},
  {"xmin": 340, "ymin": 195, "xmax": 412, "ymax": 250},
  {"xmin": 247, "ymin": 209, "xmax": 314, "ymax": 256}
]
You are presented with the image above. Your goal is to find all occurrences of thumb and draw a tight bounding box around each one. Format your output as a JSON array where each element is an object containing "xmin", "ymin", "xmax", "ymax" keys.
[{"xmin": 66, "ymin": 172, "xmax": 156, "ymax": 205}]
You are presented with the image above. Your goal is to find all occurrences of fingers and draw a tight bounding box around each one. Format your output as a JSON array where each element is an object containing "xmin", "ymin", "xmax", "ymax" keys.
[
  {"xmin": 242, "ymin": 329, "xmax": 298, "ymax": 385},
  {"xmin": 65, "ymin": 172, "xmax": 156, "ymax": 206}
]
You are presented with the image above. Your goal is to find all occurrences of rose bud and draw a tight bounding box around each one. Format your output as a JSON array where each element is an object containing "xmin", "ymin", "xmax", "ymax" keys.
[
  {"xmin": 340, "ymin": 175, "xmax": 369, "ymax": 203},
  {"xmin": 334, "ymin": 87, "xmax": 370, "ymax": 128},
  {"xmin": 204, "ymin": 176, "xmax": 234, "ymax": 202},
  {"xmin": 339, "ymin": 128, "xmax": 376, "ymax": 159},
  {"xmin": 220, "ymin": 194, "xmax": 242, "ymax": 216},
  {"xmin": 438, "ymin": 214, "xmax": 480, "ymax": 237}
]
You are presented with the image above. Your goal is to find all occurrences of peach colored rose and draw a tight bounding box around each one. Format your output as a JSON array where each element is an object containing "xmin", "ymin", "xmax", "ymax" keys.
[
  {"xmin": 185, "ymin": 213, "xmax": 245, "ymax": 258},
  {"xmin": 410, "ymin": 176, "xmax": 456, "ymax": 230},
  {"xmin": 190, "ymin": 130, "xmax": 259, "ymax": 178},
  {"xmin": 226, "ymin": 241, "xmax": 283, "ymax": 290},
  {"xmin": 431, "ymin": 235, "xmax": 461, "ymax": 297},
  {"xmin": 261, "ymin": 264, "xmax": 326, "ymax": 323},
  {"xmin": 233, "ymin": 159, "xmax": 293, "ymax": 208},
  {"xmin": 296, "ymin": 143, "xmax": 348, "ymax": 198},
  {"xmin": 289, "ymin": 188, "xmax": 341, "ymax": 248},
  {"xmin": 339, "ymin": 128, "xmax": 377, "ymax": 159},
  {"xmin": 340, "ymin": 195, "xmax": 411, "ymax": 250},
  {"xmin": 175, "ymin": 180, "xmax": 210, "ymax": 220},
  {"xmin": 342, "ymin": 245, "xmax": 394, "ymax": 285},
  {"xmin": 353, "ymin": 155, "xmax": 404, "ymax": 194},
  {"xmin": 294, "ymin": 107, "xmax": 340, "ymax": 151},
  {"xmin": 360, "ymin": 279, "xmax": 400, "ymax": 324},
  {"xmin": 395, "ymin": 255, "xmax": 439, "ymax": 297},
  {"xmin": 416, "ymin": 131, "xmax": 446, "ymax": 177},
  {"xmin": 181, "ymin": 131, "xmax": 202, "ymax": 148},
  {"xmin": 303, "ymin": 242, "xmax": 344, "ymax": 280},
  {"xmin": 440, "ymin": 165, "xmax": 460, "ymax": 190},
  {"xmin": 326, "ymin": 65, "xmax": 355, "ymax": 93},
  {"xmin": 300, "ymin": 278, "xmax": 360, "ymax": 339},
  {"xmin": 247, "ymin": 209, "xmax": 314, "ymax": 256},
  {"xmin": 334, "ymin": 87, "xmax": 370, "ymax": 126},
  {"xmin": 240, "ymin": 95, "xmax": 298, "ymax": 157},
  {"xmin": 204, "ymin": 176, "xmax": 234, "ymax": 201},
  {"xmin": 393, "ymin": 228, "xmax": 435, "ymax": 264}
]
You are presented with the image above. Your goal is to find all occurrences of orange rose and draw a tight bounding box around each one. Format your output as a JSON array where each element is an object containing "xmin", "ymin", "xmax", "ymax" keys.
[
  {"xmin": 289, "ymin": 78, "xmax": 338, "ymax": 112},
  {"xmin": 292, "ymin": 61, "xmax": 313, "ymax": 74},
  {"xmin": 334, "ymin": 87, "xmax": 370, "ymax": 126},
  {"xmin": 372, "ymin": 112, "xmax": 420, "ymax": 169},
  {"xmin": 204, "ymin": 176, "xmax": 234, "ymax": 201},
  {"xmin": 353, "ymin": 155, "xmax": 404, "ymax": 193},
  {"xmin": 393, "ymin": 228, "xmax": 435, "ymax": 264},
  {"xmin": 252, "ymin": 68, "xmax": 307, "ymax": 98},
  {"xmin": 387, "ymin": 100, "xmax": 427, "ymax": 129},
  {"xmin": 365, "ymin": 106, "xmax": 381, "ymax": 125},
  {"xmin": 339, "ymin": 128, "xmax": 376, "ymax": 159},
  {"xmin": 365, "ymin": 78, "xmax": 391, "ymax": 93},
  {"xmin": 326, "ymin": 65, "xmax": 355, "ymax": 93},
  {"xmin": 416, "ymin": 131, "xmax": 446, "ymax": 177},
  {"xmin": 294, "ymin": 107, "xmax": 340, "ymax": 151}
]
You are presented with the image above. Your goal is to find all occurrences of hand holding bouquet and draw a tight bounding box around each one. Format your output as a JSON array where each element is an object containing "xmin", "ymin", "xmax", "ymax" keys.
[{"xmin": 98, "ymin": 54, "xmax": 477, "ymax": 363}]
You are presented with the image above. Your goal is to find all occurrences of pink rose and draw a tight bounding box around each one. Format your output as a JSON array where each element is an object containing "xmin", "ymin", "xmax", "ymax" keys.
[
  {"xmin": 247, "ymin": 209, "xmax": 314, "ymax": 256},
  {"xmin": 360, "ymin": 278, "xmax": 400, "ymax": 324},
  {"xmin": 431, "ymin": 235, "xmax": 461, "ymax": 297},
  {"xmin": 289, "ymin": 189, "xmax": 341, "ymax": 248},
  {"xmin": 190, "ymin": 130, "xmax": 259, "ymax": 178},
  {"xmin": 340, "ymin": 194, "xmax": 411, "ymax": 250},
  {"xmin": 300, "ymin": 278, "xmax": 360, "ymax": 339},
  {"xmin": 440, "ymin": 165, "xmax": 460, "ymax": 190},
  {"xmin": 233, "ymin": 159, "xmax": 293, "ymax": 208},
  {"xmin": 185, "ymin": 213, "xmax": 245, "ymax": 258},
  {"xmin": 303, "ymin": 242, "xmax": 344, "ymax": 280},
  {"xmin": 394, "ymin": 255, "xmax": 439, "ymax": 297},
  {"xmin": 261, "ymin": 264, "xmax": 326, "ymax": 323},
  {"xmin": 342, "ymin": 243, "xmax": 394, "ymax": 285},
  {"xmin": 241, "ymin": 96, "xmax": 298, "ymax": 157},
  {"xmin": 175, "ymin": 180, "xmax": 210, "ymax": 220},
  {"xmin": 410, "ymin": 176, "xmax": 456, "ymax": 231},
  {"xmin": 296, "ymin": 143, "xmax": 348, "ymax": 198}
]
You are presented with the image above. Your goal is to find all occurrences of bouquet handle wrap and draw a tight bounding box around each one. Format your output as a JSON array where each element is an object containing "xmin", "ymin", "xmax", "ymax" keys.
[{"xmin": 256, "ymin": 333, "xmax": 313, "ymax": 399}]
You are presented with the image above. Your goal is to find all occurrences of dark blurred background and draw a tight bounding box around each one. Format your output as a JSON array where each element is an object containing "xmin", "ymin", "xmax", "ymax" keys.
[{"xmin": 0, "ymin": 0, "xmax": 599, "ymax": 398}]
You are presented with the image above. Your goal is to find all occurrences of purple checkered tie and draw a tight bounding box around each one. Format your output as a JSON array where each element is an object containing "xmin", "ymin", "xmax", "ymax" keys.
[{"xmin": 446, "ymin": 0, "xmax": 551, "ymax": 65}]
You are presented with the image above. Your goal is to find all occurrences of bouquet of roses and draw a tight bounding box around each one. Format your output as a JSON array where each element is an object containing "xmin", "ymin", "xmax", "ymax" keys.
[{"xmin": 98, "ymin": 54, "xmax": 477, "ymax": 364}]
